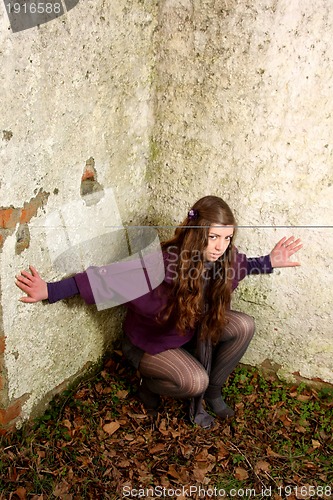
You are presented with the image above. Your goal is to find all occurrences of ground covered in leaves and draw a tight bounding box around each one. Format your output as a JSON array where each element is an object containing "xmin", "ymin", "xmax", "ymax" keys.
[{"xmin": 1, "ymin": 351, "xmax": 333, "ymax": 500}]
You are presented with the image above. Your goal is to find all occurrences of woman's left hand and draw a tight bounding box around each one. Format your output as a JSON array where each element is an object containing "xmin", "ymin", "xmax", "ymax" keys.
[{"xmin": 270, "ymin": 236, "xmax": 303, "ymax": 268}]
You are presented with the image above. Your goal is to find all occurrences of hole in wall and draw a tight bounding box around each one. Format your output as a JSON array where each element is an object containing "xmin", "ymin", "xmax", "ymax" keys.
[
  {"xmin": 15, "ymin": 224, "xmax": 30, "ymax": 255},
  {"xmin": 80, "ymin": 157, "xmax": 104, "ymax": 206}
]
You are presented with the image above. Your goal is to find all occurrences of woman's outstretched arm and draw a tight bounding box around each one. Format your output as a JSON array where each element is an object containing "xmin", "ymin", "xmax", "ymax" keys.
[{"xmin": 231, "ymin": 235, "xmax": 303, "ymax": 290}]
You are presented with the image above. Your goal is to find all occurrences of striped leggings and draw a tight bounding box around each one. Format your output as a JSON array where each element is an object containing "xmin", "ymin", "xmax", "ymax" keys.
[{"xmin": 139, "ymin": 310, "xmax": 255, "ymax": 399}]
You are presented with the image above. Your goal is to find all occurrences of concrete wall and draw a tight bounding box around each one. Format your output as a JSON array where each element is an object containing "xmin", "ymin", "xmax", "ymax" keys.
[
  {"xmin": 150, "ymin": 0, "xmax": 333, "ymax": 383},
  {"xmin": 1, "ymin": 0, "xmax": 333, "ymax": 429},
  {"xmin": 0, "ymin": 0, "xmax": 157, "ymax": 430}
]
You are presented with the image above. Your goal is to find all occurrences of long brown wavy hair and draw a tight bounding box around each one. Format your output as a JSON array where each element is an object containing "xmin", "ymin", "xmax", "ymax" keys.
[{"xmin": 160, "ymin": 195, "xmax": 237, "ymax": 344}]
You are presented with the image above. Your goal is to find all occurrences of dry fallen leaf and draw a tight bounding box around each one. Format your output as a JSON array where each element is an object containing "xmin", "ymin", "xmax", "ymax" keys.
[
  {"xmin": 195, "ymin": 449, "xmax": 209, "ymax": 461},
  {"xmin": 118, "ymin": 459, "xmax": 131, "ymax": 467},
  {"xmin": 116, "ymin": 389, "xmax": 129, "ymax": 399},
  {"xmin": 128, "ymin": 413, "xmax": 148, "ymax": 420},
  {"xmin": 279, "ymin": 413, "xmax": 292, "ymax": 427},
  {"xmin": 266, "ymin": 446, "xmax": 284, "ymax": 458},
  {"xmin": 102, "ymin": 421, "xmax": 120, "ymax": 435},
  {"xmin": 62, "ymin": 419, "xmax": 72, "ymax": 430},
  {"xmin": 180, "ymin": 443, "xmax": 194, "ymax": 458},
  {"xmin": 167, "ymin": 464, "xmax": 180, "ymax": 480},
  {"xmin": 217, "ymin": 445, "xmax": 229, "ymax": 460},
  {"xmin": 149, "ymin": 443, "xmax": 165, "ymax": 454},
  {"xmin": 192, "ymin": 465, "xmax": 207, "ymax": 482},
  {"xmin": 123, "ymin": 433, "xmax": 135, "ymax": 441},
  {"xmin": 158, "ymin": 419, "xmax": 169, "ymax": 436},
  {"xmin": 295, "ymin": 424, "xmax": 307, "ymax": 433},
  {"xmin": 234, "ymin": 467, "xmax": 249, "ymax": 480},
  {"xmin": 53, "ymin": 481, "xmax": 71, "ymax": 498},
  {"xmin": 254, "ymin": 460, "xmax": 270, "ymax": 474},
  {"xmin": 297, "ymin": 394, "xmax": 311, "ymax": 402},
  {"xmin": 13, "ymin": 488, "xmax": 27, "ymax": 500}
]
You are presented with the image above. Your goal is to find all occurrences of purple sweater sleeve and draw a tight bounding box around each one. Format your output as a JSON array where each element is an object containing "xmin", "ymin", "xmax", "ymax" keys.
[
  {"xmin": 47, "ymin": 251, "xmax": 273, "ymax": 304},
  {"xmin": 247, "ymin": 254, "xmax": 273, "ymax": 275},
  {"xmin": 47, "ymin": 272, "xmax": 95, "ymax": 304},
  {"xmin": 47, "ymin": 277, "xmax": 79, "ymax": 304},
  {"xmin": 232, "ymin": 251, "xmax": 273, "ymax": 291}
]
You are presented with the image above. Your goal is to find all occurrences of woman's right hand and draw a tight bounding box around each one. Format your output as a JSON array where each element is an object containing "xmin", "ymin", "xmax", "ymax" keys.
[{"xmin": 15, "ymin": 265, "xmax": 48, "ymax": 303}]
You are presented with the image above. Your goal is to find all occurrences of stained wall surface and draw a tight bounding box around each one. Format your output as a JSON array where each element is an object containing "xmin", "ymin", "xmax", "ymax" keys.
[
  {"xmin": 1, "ymin": 0, "xmax": 333, "ymax": 426},
  {"xmin": 0, "ymin": 0, "xmax": 157, "ymax": 424},
  {"xmin": 149, "ymin": 0, "xmax": 333, "ymax": 383}
]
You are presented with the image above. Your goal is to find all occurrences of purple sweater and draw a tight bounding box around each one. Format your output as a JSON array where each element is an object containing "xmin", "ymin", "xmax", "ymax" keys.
[{"xmin": 47, "ymin": 250, "xmax": 273, "ymax": 354}]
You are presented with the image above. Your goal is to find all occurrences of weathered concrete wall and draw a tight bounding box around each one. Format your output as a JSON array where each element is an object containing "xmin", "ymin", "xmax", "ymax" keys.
[
  {"xmin": 0, "ymin": 0, "xmax": 157, "ymax": 429},
  {"xmin": 150, "ymin": 0, "xmax": 333, "ymax": 384},
  {"xmin": 1, "ymin": 0, "xmax": 333, "ymax": 429}
]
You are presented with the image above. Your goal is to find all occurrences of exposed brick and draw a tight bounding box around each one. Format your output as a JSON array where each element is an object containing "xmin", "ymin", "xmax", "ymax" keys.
[
  {"xmin": 0, "ymin": 354, "xmax": 5, "ymax": 372},
  {"xmin": 0, "ymin": 189, "xmax": 49, "ymax": 251},
  {"xmin": 81, "ymin": 168, "xmax": 96, "ymax": 181},
  {"xmin": 0, "ymin": 400, "xmax": 22, "ymax": 426},
  {"xmin": 81, "ymin": 158, "xmax": 104, "ymax": 200},
  {"xmin": 19, "ymin": 189, "xmax": 50, "ymax": 224},
  {"xmin": 0, "ymin": 375, "xmax": 4, "ymax": 391},
  {"xmin": 81, "ymin": 156, "xmax": 97, "ymax": 182},
  {"xmin": 0, "ymin": 207, "xmax": 20, "ymax": 229},
  {"xmin": 0, "ymin": 337, "xmax": 5, "ymax": 354}
]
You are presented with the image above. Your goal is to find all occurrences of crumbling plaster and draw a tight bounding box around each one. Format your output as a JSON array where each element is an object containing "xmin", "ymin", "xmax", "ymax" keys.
[{"xmin": 0, "ymin": 0, "xmax": 158, "ymax": 421}]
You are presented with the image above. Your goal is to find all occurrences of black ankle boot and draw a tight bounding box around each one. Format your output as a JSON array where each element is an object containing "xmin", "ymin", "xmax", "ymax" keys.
[
  {"xmin": 138, "ymin": 378, "xmax": 161, "ymax": 410},
  {"xmin": 205, "ymin": 397, "xmax": 235, "ymax": 419}
]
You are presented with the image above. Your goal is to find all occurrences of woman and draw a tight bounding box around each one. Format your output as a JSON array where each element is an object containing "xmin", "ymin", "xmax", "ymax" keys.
[{"xmin": 15, "ymin": 196, "xmax": 302, "ymax": 428}]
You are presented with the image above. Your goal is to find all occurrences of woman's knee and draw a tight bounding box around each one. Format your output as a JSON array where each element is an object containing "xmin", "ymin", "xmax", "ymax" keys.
[
  {"xmin": 225, "ymin": 311, "xmax": 256, "ymax": 341},
  {"xmin": 242, "ymin": 313, "xmax": 255, "ymax": 338},
  {"xmin": 229, "ymin": 311, "xmax": 255, "ymax": 336},
  {"xmin": 183, "ymin": 369, "xmax": 209, "ymax": 398}
]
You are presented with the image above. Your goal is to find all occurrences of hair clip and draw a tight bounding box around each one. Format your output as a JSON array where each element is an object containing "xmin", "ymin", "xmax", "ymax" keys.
[{"xmin": 188, "ymin": 209, "xmax": 199, "ymax": 220}]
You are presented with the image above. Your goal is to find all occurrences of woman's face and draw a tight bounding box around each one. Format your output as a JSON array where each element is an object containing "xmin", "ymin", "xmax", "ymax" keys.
[{"xmin": 203, "ymin": 224, "xmax": 234, "ymax": 262}]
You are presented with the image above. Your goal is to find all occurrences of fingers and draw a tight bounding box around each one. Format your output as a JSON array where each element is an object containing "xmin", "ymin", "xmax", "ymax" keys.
[
  {"xmin": 15, "ymin": 268, "xmax": 37, "ymax": 294},
  {"xmin": 15, "ymin": 273, "xmax": 33, "ymax": 286},
  {"xmin": 19, "ymin": 296, "xmax": 38, "ymax": 303},
  {"xmin": 15, "ymin": 280, "xmax": 31, "ymax": 293},
  {"xmin": 286, "ymin": 237, "xmax": 302, "ymax": 248},
  {"xmin": 281, "ymin": 261, "xmax": 301, "ymax": 267},
  {"xmin": 282, "ymin": 236, "xmax": 300, "ymax": 247},
  {"xmin": 29, "ymin": 265, "xmax": 40, "ymax": 277},
  {"xmin": 289, "ymin": 242, "xmax": 303, "ymax": 255},
  {"xmin": 16, "ymin": 266, "xmax": 41, "ymax": 286},
  {"xmin": 284, "ymin": 236, "xmax": 296, "ymax": 245},
  {"xmin": 15, "ymin": 265, "xmax": 45, "ymax": 303},
  {"xmin": 278, "ymin": 236, "xmax": 303, "ymax": 252},
  {"xmin": 276, "ymin": 236, "xmax": 287, "ymax": 247},
  {"xmin": 16, "ymin": 266, "xmax": 40, "ymax": 280}
]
